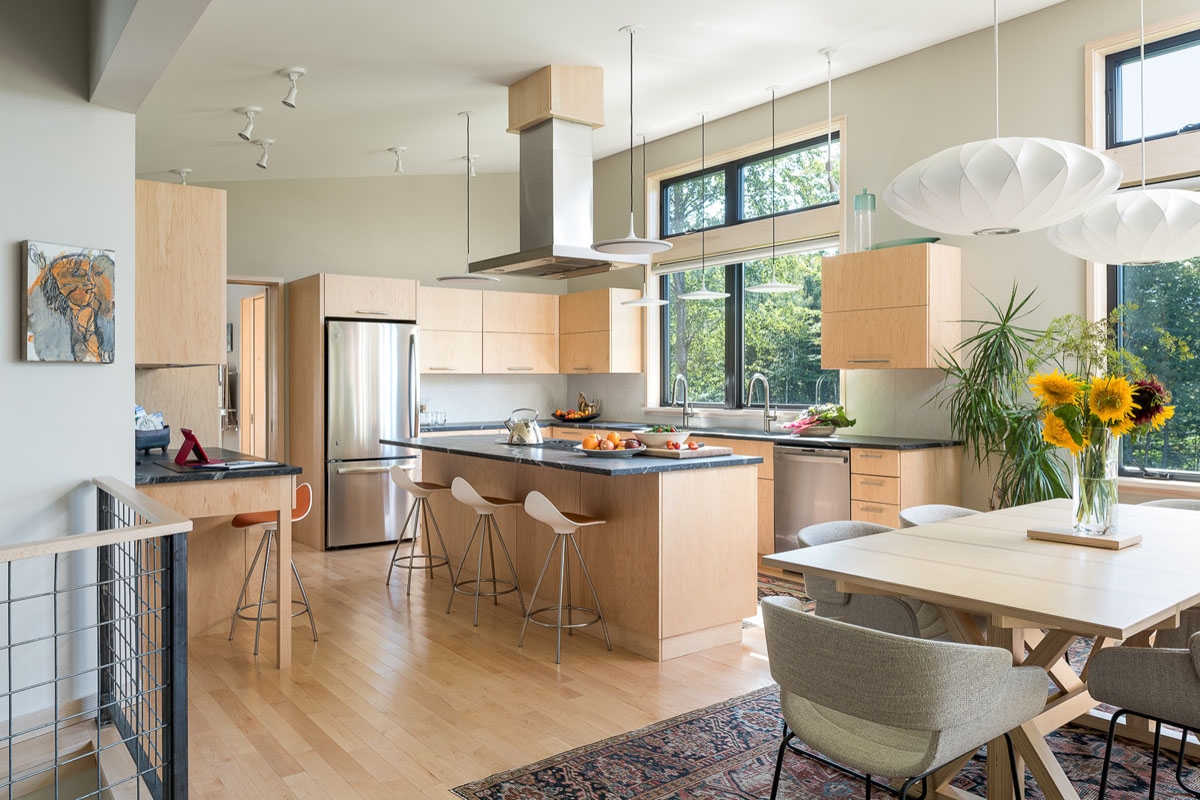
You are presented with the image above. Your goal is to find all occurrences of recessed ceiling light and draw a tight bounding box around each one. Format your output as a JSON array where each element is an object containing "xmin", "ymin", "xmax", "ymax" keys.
[
  {"xmin": 235, "ymin": 106, "xmax": 261, "ymax": 140},
  {"xmin": 278, "ymin": 67, "xmax": 306, "ymax": 108}
]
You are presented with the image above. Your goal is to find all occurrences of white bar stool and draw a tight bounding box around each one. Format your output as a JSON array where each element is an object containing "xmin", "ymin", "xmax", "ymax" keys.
[
  {"xmin": 520, "ymin": 490, "xmax": 612, "ymax": 663},
  {"xmin": 387, "ymin": 465, "xmax": 454, "ymax": 593},
  {"xmin": 229, "ymin": 482, "xmax": 318, "ymax": 656},
  {"xmin": 446, "ymin": 477, "xmax": 526, "ymax": 626}
]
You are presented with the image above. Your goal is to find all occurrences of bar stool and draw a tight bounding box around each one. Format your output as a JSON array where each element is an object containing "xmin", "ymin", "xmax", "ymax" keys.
[
  {"xmin": 228, "ymin": 482, "xmax": 318, "ymax": 656},
  {"xmin": 446, "ymin": 477, "xmax": 525, "ymax": 626},
  {"xmin": 387, "ymin": 465, "xmax": 455, "ymax": 594},
  {"xmin": 519, "ymin": 491, "xmax": 612, "ymax": 664}
]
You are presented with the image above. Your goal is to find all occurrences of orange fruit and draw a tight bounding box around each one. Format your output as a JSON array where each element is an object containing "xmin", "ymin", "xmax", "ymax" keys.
[
  {"xmin": 582, "ymin": 437, "xmax": 599, "ymax": 450},
  {"xmin": 605, "ymin": 432, "xmax": 622, "ymax": 445}
]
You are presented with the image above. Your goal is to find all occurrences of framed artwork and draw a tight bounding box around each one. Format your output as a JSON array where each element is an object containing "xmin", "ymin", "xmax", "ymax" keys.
[{"xmin": 22, "ymin": 241, "xmax": 115, "ymax": 363}]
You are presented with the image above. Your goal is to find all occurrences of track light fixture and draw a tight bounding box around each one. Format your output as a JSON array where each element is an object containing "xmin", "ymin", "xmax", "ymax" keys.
[
  {"xmin": 461, "ymin": 154, "xmax": 478, "ymax": 179},
  {"xmin": 278, "ymin": 67, "xmax": 306, "ymax": 108},
  {"xmin": 170, "ymin": 168, "xmax": 192, "ymax": 186},
  {"xmin": 388, "ymin": 146, "xmax": 407, "ymax": 174},
  {"xmin": 235, "ymin": 106, "xmax": 261, "ymax": 140},
  {"xmin": 253, "ymin": 139, "xmax": 274, "ymax": 170}
]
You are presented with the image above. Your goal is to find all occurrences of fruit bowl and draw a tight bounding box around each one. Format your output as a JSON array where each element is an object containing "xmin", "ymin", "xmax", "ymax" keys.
[
  {"xmin": 633, "ymin": 428, "xmax": 691, "ymax": 448},
  {"xmin": 552, "ymin": 411, "xmax": 600, "ymax": 423},
  {"xmin": 574, "ymin": 443, "xmax": 645, "ymax": 458}
]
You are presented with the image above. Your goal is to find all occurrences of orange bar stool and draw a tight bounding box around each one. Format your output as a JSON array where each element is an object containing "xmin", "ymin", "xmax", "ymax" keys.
[
  {"xmin": 228, "ymin": 482, "xmax": 318, "ymax": 656},
  {"xmin": 387, "ymin": 465, "xmax": 455, "ymax": 593},
  {"xmin": 520, "ymin": 490, "xmax": 611, "ymax": 663},
  {"xmin": 446, "ymin": 477, "xmax": 525, "ymax": 626}
]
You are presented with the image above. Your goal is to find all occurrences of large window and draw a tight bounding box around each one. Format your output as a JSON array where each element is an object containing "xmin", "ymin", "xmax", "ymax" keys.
[
  {"xmin": 661, "ymin": 247, "xmax": 840, "ymax": 410},
  {"xmin": 1106, "ymin": 28, "xmax": 1200, "ymax": 148}
]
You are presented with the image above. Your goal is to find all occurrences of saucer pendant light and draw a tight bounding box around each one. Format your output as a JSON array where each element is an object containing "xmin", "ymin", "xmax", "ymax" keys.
[
  {"xmin": 883, "ymin": 0, "xmax": 1121, "ymax": 236},
  {"xmin": 678, "ymin": 114, "xmax": 730, "ymax": 301},
  {"xmin": 746, "ymin": 88, "xmax": 800, "ymax": 294},
  {"xmin": 1048, "ymin": 0, "xmax": 1200, "ymax": 265},
  {"xmin": 437, "ymin": 112, "xmax": 500, "ymax": 286},
  {"xmin": 592, "ymin": 26, "xmax": 673, "ymax": 256},
  {"xmin": 623, "ymin": 134, "xmax": 670, "ymax": 307}
]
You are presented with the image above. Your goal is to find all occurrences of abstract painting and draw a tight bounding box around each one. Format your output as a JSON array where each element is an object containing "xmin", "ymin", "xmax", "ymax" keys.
[{"xmin": 23, "ymin": 241, "xmax": 115, "ymax": 363}]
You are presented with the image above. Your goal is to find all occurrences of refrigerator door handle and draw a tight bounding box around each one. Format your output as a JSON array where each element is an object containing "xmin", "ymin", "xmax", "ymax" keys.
[
  {"xmin": 335, "ymin": 464, "xmax": 413, "ymax": 475},
  {"xmin": 408, "ymin": 331, "xmax": 419, "ymax": 438}
]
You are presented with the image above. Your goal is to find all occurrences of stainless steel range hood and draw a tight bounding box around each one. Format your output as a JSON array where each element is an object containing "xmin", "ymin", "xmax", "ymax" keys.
[{"xmin": 469, "ymin": 88, "xmax": 649, "ymax": 279}]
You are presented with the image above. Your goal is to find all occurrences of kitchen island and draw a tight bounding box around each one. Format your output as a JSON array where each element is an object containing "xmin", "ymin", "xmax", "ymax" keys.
[{"xmin": 384, "ymin": 435, "xmax": 762, "ymax": 661}]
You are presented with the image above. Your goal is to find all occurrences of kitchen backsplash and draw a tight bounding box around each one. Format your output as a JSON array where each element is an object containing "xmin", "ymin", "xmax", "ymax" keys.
[{"xmin": 421, "ymin": 374, "xmax": 568, "ymax": 423}]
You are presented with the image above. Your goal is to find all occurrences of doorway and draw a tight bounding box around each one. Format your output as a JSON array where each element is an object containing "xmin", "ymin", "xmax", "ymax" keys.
[{"xmin": 224, "ymin": 277, "xmax": 284, "ymax": 459}]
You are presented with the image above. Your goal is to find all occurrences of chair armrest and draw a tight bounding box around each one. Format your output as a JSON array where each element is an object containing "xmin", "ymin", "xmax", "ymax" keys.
[{"xmin": 1090, "ymin": 645, "xmax": 1200, "ymax": 727}]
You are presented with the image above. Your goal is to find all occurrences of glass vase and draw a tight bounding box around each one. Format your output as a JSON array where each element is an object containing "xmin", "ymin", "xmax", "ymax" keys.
[{"xmin": 1071, "ymin": 429, "xmax": 1119, "ymax": 535}]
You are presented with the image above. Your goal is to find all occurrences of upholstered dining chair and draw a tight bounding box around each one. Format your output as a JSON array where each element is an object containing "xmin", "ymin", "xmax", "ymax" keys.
[
  {"xmin": 796, "ymin": 520, "xmax": 950, "ymax": 640},
  {"xmin": 762, "ymin": 597, "xmax": 1048, "ymax": 800},
  {"xmin": 1089, "ymin": 632, "xmax": 1200, "ymax": 800},
  {"xmin": 1139, "ymin": 500, "xmax": 1200, "ymax": 649},
  {"xmin": 1140, "ymin": 498, "xmax": 1200, "ymax": 512},
  {"xmin": 899, "ymin": 504, "xmax": 981, "ymax": 528}
]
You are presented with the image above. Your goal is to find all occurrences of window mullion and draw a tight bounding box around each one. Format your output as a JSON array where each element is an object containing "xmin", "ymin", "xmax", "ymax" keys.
[{"xmin": 726, "ymin": 264, "xmax": 743, "ymax": 409}]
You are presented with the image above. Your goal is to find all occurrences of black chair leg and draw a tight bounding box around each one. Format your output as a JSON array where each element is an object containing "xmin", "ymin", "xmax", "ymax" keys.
[
  {"xmin": 1178, "ymin": 728, "xmax": 1200, "ymax": 799},
  {"xmin": 1003, "ymin": 732, "xmax": 1021, "ymax": 800},
  {"xmin": 866, "ymin": 773, "xmax": 872, "ymax": 800},
  {"xmin": 771, "ymin": 723, "xmax": 792, "ymax": 800},
  {"xmin": 1150, "ymin": 720, "xmax": 1164, "ymax": 800},
  {"xmin": 1099, "ymin": 710, "xmax": 1126, "ymax": 800}
]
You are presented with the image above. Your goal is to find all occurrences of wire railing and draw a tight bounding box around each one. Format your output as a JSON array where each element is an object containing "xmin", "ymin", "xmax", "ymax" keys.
[{"xmin": 0, "ymin": 477, "xmax": 190, "ymax": 799}]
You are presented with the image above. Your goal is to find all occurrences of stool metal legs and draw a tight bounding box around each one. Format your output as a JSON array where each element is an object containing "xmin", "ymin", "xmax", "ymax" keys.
[
  {"xmin": 386, "ymin": 496, "xmax": 454, "ymax": 594},
  {"xmin": 519, "ymin": 531, "xmax": 611, "ymax": 663},
  {"xmin": 229, "ymin": 527, "xmax": 318, "ymax": 656},
  {"xmin": 446, "ymin": 514, "xmax": 525, "ymax": 626}
]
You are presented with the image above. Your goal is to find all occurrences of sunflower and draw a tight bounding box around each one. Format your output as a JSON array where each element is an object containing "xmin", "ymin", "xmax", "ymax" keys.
[
  {"xmin": 1151, "ymin": 405, "xmax": 1175, "ymax": 431},
  {"xmin": 1042, "ymin": 412, "xmax": 1083, "ymax": 455},
  {"xmin": 1109, "ymin": 415, "xmax": 1137, "ymax": 437},
  {"xmin": 1088, "ymin": 376, "xmax": 1138, "ymax": 424},
  {"xmin": 1028, "ymin": 370, "xmax": 1083, "ymax": 408}
]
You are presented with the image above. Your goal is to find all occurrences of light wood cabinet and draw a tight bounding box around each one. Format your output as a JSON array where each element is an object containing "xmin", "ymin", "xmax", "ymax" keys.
[
  {"xmin": 418, "ymin": 286, "xmax": 482, "ymax": 331},
  {"xmin": 422, "ymin": 330, "xmax": 483, "ymax": 374},
  {"xmin": 821, "ymin": 243, "xmax": 960, "ymax": 370},
  {"xmin": 135, "ymin": 180, "xmax": 226, "ymax": 365},
  {"xmin": 324, "ymin": 273, "xmax": 417, "ymax": 320},
  {"xmin": 483, "ymin": 332, "xmax": 558, "ymax": 374},
  {"xmin": 558, "ymin": 288, "xmax": 642, "ymax": 373},
  {"xmin": 849, "ymin": 446, "xmax": 962, "ymax": 529},
  {"xmin": 483, "ymin": 292, "xmax": 558, "ymax": 334}
]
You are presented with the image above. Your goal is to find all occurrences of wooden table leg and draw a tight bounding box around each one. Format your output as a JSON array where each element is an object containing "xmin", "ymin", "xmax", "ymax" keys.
[
  {"xmin": 274, "ymin": 476, "xmax": 293, "ymax": 669},
  {"xmin": 987, "ymin": 624, "xmax": 1026, "ymax": 800},
  {"xmin": 1011, "ymin": 721, "xmax": 1080, "ymax": 800}
]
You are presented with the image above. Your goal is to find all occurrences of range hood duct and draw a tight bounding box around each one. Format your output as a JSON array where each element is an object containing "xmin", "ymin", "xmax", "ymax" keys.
[{"xmin": 469, "ymin": 116, "xmax": 649, "ymax": 279}]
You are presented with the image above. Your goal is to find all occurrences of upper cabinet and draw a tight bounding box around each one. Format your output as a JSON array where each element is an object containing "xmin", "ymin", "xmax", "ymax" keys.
[
  {"xmin": 482, "ymin": 292, "xmax": 558, "ymax": 374},
  {"xmin": 418, "ymin": 286, "xmax": 483, "ymax": 374},
  {"xmin": 820, "ymin": 243, "xmax": 960, "ymax": 370},
  {"xmin": 135, "ymin": 180, "xmax": 227, "ymax": 365},
  {"xmin": 324, "ymin": 273, "xmax": 416, "ymax": 320},
  {"xmin": 559, "ymin": 288, "xmax": 643, "ymax": 374}
]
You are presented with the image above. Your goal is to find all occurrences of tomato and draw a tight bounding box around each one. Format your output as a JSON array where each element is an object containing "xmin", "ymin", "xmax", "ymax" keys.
[{"xmin": 688, "ymin": 441, "xmax": 700, "ymax": 450}]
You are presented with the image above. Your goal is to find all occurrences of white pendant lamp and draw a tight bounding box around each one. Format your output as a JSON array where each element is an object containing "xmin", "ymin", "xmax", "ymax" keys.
[
  {"xmin": 746, "ymin": 87, "xmax": 800, "ymax": 294},
  {"xmin": 623, "ymin": 134, "xmax": 670, "ymax": 307},
  {"xmin": 883, "ymin": 0, "xmax": 1121, "ymax": 236},
  {"xmin": 437, "ymin": 112, "xmax": 500, "ymax": 286},
  {"xmin": 678, "ymin": 114, "xmax": 730, "ymax": 301},
  {"xmin": 593, "ymin": 25, "xmax": 673, "ymax": 256},
  {"xmin": 1048, "ymin": 0, "xmax": 1200, "ymax": 265}
]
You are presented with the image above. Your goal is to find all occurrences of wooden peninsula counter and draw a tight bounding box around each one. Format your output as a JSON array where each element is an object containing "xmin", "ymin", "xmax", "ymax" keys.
[{"xmin": 384, "ymin": 435, "xmax": 761, "ymax": 661}]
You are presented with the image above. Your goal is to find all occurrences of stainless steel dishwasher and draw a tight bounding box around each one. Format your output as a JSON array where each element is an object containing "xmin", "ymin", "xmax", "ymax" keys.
[{"xmin": 773, "ymin": 445, "xmax": 851, "ymax": 553}]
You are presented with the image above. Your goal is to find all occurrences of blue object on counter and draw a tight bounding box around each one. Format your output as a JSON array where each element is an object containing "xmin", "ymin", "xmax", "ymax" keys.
[{"xmin": 136, "ymin": 425, "xmax": 171, "ymax": 454}]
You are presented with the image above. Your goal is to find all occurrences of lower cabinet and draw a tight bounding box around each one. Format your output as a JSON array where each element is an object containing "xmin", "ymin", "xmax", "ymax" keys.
[{"xmin": 849, "ymin": 446, "xmax": 961, "ymax": 528}]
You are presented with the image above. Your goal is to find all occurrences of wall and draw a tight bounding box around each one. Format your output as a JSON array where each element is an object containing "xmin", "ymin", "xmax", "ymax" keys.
[
  {"xmin": 0, "ymin": 0, "xmax": 136, "ymax": 716},
  {"xmin": 585, "ymin": 0, "xmax": 1199, "ymax": 507}
]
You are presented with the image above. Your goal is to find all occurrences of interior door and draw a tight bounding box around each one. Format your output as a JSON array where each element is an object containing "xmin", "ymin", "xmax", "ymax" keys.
[{"xmin": 238, "ymin": 293, "xmax": 267, "ymax": 456}]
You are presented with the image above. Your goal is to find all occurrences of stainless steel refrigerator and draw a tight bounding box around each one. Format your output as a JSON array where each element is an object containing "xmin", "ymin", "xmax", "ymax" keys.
[{"xmin": 325, "ymin": 319, "xmax": 419, "ymax": 548}]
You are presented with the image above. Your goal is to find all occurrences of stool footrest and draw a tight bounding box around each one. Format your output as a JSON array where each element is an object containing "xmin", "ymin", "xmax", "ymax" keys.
[
  {"xmin": 233, "ymin": 598, "xmax": 312, "ymax": 623},
  {"xmin": 524, "ymin": 605, "xmax": 602, "ymax": 630},
  {"xmin": 390, "ymin": 553, "xmax": 450, "ymax": 570},
  {"xmin": 452, "ymin": 577, "xmax": 520, "ymax": 598}
]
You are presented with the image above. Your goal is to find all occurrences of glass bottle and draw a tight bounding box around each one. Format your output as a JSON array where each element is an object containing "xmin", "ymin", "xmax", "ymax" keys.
[{"xmin": 853, "ymin": 189, "xmax": 875, "ymax": 252}]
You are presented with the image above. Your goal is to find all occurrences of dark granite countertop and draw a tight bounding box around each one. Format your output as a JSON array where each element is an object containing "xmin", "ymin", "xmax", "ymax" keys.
[
  {"xmin": 420, "ymin": 420, "xmax": 959, "ymax": 451},
  {"xmin": 135, "ymin": 447, "xmax": 302, "ymax": 485},
  {"xmin": 384, "ymin": 435, "xmax": 763, "ymax": 476}
]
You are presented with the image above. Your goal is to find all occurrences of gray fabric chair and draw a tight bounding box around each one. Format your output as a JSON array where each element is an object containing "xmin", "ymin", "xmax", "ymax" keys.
[
  {"xmin": 1089, "ymin": 632, "xmax": 1200, "ymax": 800},
  {"xmin": 899, "ymin": 504, "xmax": 981, "ymax": 528},
  {"xmin": 1140, "ymin": 498, "xmax": 1200, "ymax": 512},
  {"xmin": 797, "ymin": 521, "xmax": 950, "ymax": 640},
  {"xmin": 1139, "ymin": 500, "xmax": 1200, "ymax": 649},
  {"xmin": 762, "ymin": 597, "xmax": 1048, "ymax": 799}
]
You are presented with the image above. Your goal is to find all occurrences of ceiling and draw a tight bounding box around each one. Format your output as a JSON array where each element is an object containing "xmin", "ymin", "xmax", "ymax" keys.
[{"xmin": 135, "ymin": 0, "xmax": 1067, "ymax": 182}]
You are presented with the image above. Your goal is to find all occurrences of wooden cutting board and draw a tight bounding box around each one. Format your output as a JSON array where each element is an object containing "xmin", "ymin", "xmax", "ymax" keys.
[
  {"xmin": 1027, "ymin": 523, "xmax": 1142, "ymax": 550},
  {"xmin": 641, "ymin": 445, "xmax": 733, "ymax": 459}
]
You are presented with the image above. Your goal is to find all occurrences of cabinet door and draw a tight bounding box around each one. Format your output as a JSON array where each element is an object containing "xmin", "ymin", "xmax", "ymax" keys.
[
  {"xmin": 757, "ymin": 479, "xmax": 775, "ymax": 554},
  {"xmin": 484, "ymin": 292, "xmax": 558, "ymax": 334},
  {"xmin": 135, "ymin": 180, "xmax": 226, "ymax": 365},
  {"xmin": 821, "ymin": 307, "xmax": 930, "ymax": 369},
  {"xmin": 483, "ymin": 333, "xmax": 558, "ymax": 374},
  {"xmin": 421, "ymin": 330, "xmax": 482, "ymax": 374},
  {"xmin": 559, "ymin": 331, "xmax": 609, "ymax": 373},
  {"xmin": 822, "ymin": 246, "xmax": 930, "ymax": 312},
  {"xmin": 560, "ymin": 289, "xmax": 611, "ymax": 334},
  {"xmin": 418, "ymin": 286, "xmax": 481, "ymax": 331},
  {"xmin": 324, "ymin": 274, "xmax": 417, "ymax": 320}
]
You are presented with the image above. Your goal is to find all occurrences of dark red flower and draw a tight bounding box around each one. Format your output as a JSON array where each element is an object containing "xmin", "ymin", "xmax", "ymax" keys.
[{"xmin": 1130, "ymin": 379, "xmax": 1167, "ymax": 426}]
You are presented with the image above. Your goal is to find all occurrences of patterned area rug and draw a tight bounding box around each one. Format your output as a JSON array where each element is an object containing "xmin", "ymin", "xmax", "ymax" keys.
[{"xmin": 452, "ymin": 684, "xmax": 1197, "ymax": 800}]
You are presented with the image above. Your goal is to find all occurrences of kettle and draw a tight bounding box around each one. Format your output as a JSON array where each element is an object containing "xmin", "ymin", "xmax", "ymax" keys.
[{"xmin": 504, "ymin": 408, "xmax": 544, "ymax": 445}]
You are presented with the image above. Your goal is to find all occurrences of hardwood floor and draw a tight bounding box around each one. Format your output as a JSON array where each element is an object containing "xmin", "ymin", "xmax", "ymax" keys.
[{"xmin": 188, "ymin": 541, "xmax": 774, "ymax": 798}]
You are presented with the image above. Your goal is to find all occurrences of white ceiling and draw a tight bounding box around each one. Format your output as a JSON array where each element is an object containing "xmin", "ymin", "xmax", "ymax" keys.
[{"xmin": 135, "ymin": 0, "xmax": 1067, "ymax": 182}]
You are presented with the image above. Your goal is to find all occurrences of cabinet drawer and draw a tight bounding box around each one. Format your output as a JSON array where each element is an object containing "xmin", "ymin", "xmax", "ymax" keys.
[
  {"xmin": 483, "ymin": 332, "xmax": 557, "ymax": 374},
  {"xmin": 560, "ymin": 289, "xmax": 611, "ymax": 334},
  {"xmin": 822, "ymin": 246, "xmax": 930, "ymax": 312},
  {"xmin": 421, "ymin": 330, "xmax": 482, "ymax": 374},
  {"xmin": 418, "ymin": 286, "xmax": 481, "ymax": 331},
  {"xmin": 851, "ymin": 474, "xmax": 900, "ymax": 505},
  {"xmin": 483, "ymin": 292, "xmax": 558, "ymax": 334},
  {"xmin": 821, "ymin": 307, "xmax": 931, "ymax": 369},
  {"xmin": 851, "ymin": 500, "xmax": 900, "ymax": 529},
  {"xmin": 851, "ymin": 448, "xmax": 900, "ymax": 477},
  {"xmin": 757, "ymin": 479, "xmax": 774, "ymax": 554},
  {"xmin": 559, "ymin": 331, "xmax": 609, "ymax": 373},
  {"xmin": 324, "ymin": 274, "xmax": 417, "ymax": 320},
  {"xmin": 551, "ymin": 427, "xmax": 592, "ymax": 441}
]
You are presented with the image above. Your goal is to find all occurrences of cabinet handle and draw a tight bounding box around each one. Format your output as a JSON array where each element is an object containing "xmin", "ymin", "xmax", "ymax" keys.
[
  {"xmin": 848, "ymin": 359, "xmax": 891, "ymax": 364},
  {"xmin": 356, "ymin": 310, "xmax": 388, "ymax": 315},
  {"xmin": 572, "ymin": 366, "xmax": 592, "ymax": 371},
  {"xmin": 429, "ymin": 366, "xmax": 455, "ymax": 371},
  {"xmin": 860, "ymin": 479, "xmax": 884, "ymax": 486},
  {"xmin": 859, "ymin": 453, "xmax": 883, "ymax": 459},
  {"xmin": 507, "ymin": 366, "xmax": 533, "ymax": 371},
  {"xmin": 860, "ymin": 505, "xmax": 885, "ymax": 513}
]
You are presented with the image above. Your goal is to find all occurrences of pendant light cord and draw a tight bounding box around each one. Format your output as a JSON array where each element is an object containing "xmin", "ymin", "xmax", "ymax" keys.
[
  {"xmin": 628, "ymin": 26, "xmax": 636, "ymax": 228},
  {"xmin": 770, "ymin": 87, "xmax": 778, "ymax": 281},
  {"xmin": 826, "ymin": 50, "xmax": 834, "ymax": 189},
  {"xmin": 700, "ymin": 114, "xmax": 707, "ymax": 288},
  {"xmin": 642, "ymin": 134, "xmax": 650, "ymax": 293},
  {"xmin": 1139, "ymin": 0, "xmax": 1146, "ymax": 189},
  {"xmin": 465, "ymin": 113, "xmax": 471, "ymax": 264},
  {"xmin": 993, "ymin": 0, "xmax": 1000, "ymax": 139}
]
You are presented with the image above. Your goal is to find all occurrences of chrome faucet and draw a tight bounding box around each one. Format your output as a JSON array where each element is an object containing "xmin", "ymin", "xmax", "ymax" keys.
[
  {"xmin": 670, "ymin": 374, "xmax": 695, "ymax": 428},
  {"xmin": 746, "ymin": 372, "xmax": 777, "ymax": 433},
  {"xmin": 815, "ymin": 373, "xmax": 832, "ymax": 406}
]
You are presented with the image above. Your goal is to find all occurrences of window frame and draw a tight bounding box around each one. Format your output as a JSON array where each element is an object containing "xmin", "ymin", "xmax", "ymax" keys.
[
  {"xmin": 1105, "ymin": 26, "xmax": 1200, "ymax": 149},
  {"xmin": 659, "ymin": 132, "xmax": 841, "ymax": 239}
]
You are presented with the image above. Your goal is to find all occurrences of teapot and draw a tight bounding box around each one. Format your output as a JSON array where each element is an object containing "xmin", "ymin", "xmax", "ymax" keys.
[{"xmin": 504, "ymin": 408, "xmax": 544, "ymax": 445}]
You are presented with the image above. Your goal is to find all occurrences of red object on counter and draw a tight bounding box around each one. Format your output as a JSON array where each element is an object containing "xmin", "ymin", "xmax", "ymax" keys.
[{"xmin": 175, "ymin": 427, "xmax": 224, "ymax": 465}]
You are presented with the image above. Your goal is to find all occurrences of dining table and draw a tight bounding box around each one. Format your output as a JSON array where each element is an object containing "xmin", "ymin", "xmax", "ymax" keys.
[{"xmin": 763, "ymin": 498, "xmax": 1200, "ymax": 800}]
